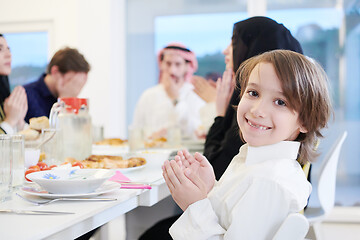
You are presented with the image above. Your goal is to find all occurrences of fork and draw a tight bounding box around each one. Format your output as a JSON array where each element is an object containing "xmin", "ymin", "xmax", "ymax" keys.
[{"xmin": 16, "ymin": 193, "xmax": 117, "ymax": 206}]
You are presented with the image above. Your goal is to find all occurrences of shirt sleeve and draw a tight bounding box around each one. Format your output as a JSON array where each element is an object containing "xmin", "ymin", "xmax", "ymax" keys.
[
  {"xmin": 170, "ymin": 178, "xmax": 297, "ymax": 240},
  {"xmin": 169, "ymin": 198, "xmax": 226, "ymax": 240},
  {"xmin": 0, "ymin": 121, "xmax": 15, "ymax": 134}
]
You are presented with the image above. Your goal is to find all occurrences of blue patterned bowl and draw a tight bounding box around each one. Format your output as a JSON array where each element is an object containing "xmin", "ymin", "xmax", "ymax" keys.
[{"xmin": 26, "ymin": 169, "xmax": 115, "ymax": 194}]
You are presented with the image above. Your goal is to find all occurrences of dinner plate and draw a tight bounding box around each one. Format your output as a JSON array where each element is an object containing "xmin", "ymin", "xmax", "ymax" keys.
[{"xmin": 20, "ymin": 181, "xmax": 120, "ymax": 199}]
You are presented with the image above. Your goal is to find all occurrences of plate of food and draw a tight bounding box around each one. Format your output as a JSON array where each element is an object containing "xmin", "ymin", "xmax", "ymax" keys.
[
  {"xmin": 94, "ymin": 138, "xmax": 128, "ymax": 146},
  {"xmin": 65, "ymin": 154, "xmax": 147, "ymax": 172}
]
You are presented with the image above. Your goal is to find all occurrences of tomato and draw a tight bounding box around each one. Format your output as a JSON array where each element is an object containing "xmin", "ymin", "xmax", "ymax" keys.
[
  {"xmin": 37, "ymin": 162, "xmax": 48, "ymax": 170},
  {"xmin": 72, "ymin": 161, "xmax": 84, "ymax": 169},
  {"xmin": 25, "ymin": 168, "xmax": 40, "ymax": 181},
  {"xmin": 28, "ymin": 165, "xmax": 41, "ymax": 171},
  {"xmin": 49, "ymin": 165, "xmax": 57, "ymax": 169}
]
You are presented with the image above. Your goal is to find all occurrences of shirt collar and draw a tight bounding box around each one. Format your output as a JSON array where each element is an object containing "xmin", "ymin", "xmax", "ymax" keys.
[{"xmin": 239, "ymin": 141, "xmax": 300, "ymax": 165}]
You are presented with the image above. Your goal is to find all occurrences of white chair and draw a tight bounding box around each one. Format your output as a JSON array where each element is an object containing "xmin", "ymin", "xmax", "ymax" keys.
[
  {"xmin": 304, "ymin": 131, "xmax": 348, "ymax": 240},
  {"xmin": 273, "ymin": 213, "xmax": 310, "ymax": 240}
]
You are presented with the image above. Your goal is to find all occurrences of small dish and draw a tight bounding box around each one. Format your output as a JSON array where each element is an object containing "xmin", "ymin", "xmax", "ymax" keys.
[{"xmin": 26, "ymin": 169, "xmax": 115, "ymax": 194}]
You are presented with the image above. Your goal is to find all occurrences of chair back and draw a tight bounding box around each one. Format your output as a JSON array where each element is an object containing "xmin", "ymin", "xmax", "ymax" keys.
[
  {"xmin": 317, "ymin": 131, "xmax": 347, "ymax": 214},
  {"xmin": 272, "ymin": 213, "xmax": 309, "ymax": 240}
]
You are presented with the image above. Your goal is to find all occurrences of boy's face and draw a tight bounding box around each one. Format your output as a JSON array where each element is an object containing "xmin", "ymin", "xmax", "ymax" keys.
[
  {"xmin": 0, "ymin": 37, "xmax": 12, "ymax": 75},
  {"xmin": 237, "ymin": 62, "xmax": 307, "ymax": 147}
]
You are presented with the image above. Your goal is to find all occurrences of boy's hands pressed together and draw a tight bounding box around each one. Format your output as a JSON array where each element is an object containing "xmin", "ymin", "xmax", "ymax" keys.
[
  {"xmin": 162, "ymin": 159, "xmax": 207, "ymax": 211},
  {"xmin": 175, "ymin": 150, "xmax": 215, "ymax": 193}
]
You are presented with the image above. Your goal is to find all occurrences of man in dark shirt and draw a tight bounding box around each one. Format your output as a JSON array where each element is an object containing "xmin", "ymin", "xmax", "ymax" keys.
[{"xmin": 24, "ymin": 47, "xmax": 90, "ymax": 122}]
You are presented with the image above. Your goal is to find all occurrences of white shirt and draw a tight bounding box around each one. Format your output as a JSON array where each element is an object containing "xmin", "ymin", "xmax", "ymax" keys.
[
  {"xmin": 169, "ymin": 141, "xmax": 312, "ymax": 240},
  {"xmin": 132, "ymin": 82, "xmax": 215, "ymax": 139}
]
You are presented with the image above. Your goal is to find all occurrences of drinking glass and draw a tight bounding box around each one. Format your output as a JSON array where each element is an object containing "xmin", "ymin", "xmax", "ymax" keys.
[
  {"xmin": 11, "ymin": 135, "xmax": 25, "ymax": 188},
  {"xmin": 41, "ymin": 128, "xmax": 63, "ymax": 165},
  {"xmin": 92, "ymin": 125, "xmax": 104, "ymax": 144},
  {"xmin": 0, "ymin": 135, "xmax": 12, "ymax": 202},
  {"xmin": 128, "ymin": 126, "xmax": 144, "ymax": 151}
]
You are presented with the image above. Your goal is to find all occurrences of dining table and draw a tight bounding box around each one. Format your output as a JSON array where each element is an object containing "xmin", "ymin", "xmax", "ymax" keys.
[
  {"xmin": 0, "ymin": 139, "xmax": 205, "ymax": 240},
  {"xmin": 0, "ymin": 156, "xmax": 170, "ymax": 240}
]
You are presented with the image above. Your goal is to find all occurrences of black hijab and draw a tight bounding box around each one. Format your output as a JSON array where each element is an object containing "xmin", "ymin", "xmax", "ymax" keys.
[
  {"xmin": 0, "ymin": 34, "xmax": 10, "ymax": 107},
  {"xmin": 230, "ymin": 16, "xmax": 303, "ymax": 106},
  {"xmin": 0, "ymin": 75, "xmax": 10, "ymax": 106}
]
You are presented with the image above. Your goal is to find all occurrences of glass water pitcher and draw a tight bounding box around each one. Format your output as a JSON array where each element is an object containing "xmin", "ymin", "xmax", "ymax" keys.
[{"xmin": 49, "ymin": 98, "xmax": 92, "ymax": 161}]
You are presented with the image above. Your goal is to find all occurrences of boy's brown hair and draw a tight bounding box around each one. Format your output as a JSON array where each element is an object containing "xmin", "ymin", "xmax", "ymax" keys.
[
  {"xmin": 47, "ymin": 47, "xmax": 90, "ymax": 74},
  {"xmin": 236, "ymin": 49, "xmax": 332, "ymax": 164}
]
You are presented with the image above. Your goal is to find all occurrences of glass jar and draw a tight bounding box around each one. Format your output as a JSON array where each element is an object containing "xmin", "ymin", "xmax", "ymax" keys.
[{"xmin": 49, "ymin": 98, "xmax": 92, "ymax": 161}]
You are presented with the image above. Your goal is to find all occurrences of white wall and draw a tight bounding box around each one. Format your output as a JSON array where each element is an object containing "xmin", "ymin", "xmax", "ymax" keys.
[{"xmin": 0, "ymin": 0, "xmax": 127, "ymax": 138}]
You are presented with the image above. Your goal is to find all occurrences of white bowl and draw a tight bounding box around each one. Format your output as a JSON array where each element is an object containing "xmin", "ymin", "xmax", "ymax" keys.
[
  {"xmin": 26, "ymin": 169, "xmax": 115, "ymax": 194},
  {"xmin": 24, "ymin": 148, "xmax": 40, "ymax": 168}
]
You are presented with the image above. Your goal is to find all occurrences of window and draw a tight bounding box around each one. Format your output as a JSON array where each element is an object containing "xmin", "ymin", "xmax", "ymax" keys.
[{"xmin": 4, "ymin": 32, "xmax": 48, "ymax": 90}]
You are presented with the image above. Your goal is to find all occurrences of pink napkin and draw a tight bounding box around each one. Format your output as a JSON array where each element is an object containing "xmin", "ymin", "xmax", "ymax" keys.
[
  {"xmin": 109, "ymin": 170, "xmax": 131, "ymax": 182},
  {"xmin": 109, "ymin": 171, "xmax": 152, "ymax": 189}
]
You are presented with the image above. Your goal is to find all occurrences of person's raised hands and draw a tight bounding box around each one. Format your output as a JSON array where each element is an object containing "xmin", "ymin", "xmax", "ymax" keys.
[
  {"xmin": 216, "ymin": 69, "xmax": 234, "ymax": 117},
  {"xmin": 162, "ymin": 159, "xmax": 207, "ymax": 211},
  {"xmin": 175, "ymin": 150, "xmax": 215, "ymax": 193},
  {"xmin": 3, "ymin": 86, "xmax": 28, "ymax": 128},
  {"xmin": 191, "ymin": 75, "xmax": 216, "ymax": 103}
]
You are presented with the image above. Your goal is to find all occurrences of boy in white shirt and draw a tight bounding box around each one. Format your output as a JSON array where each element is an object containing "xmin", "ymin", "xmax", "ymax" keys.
[{"xmin": 163, "ymin": 50, "xmax": 332, "ymax": 239}]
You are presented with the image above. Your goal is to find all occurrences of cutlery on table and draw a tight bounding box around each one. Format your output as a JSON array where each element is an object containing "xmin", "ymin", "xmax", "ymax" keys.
[
  {"xmin": 16, "ymin": 193, "xmax": 117, "ymax": 206},
  {"xmin": 0, "ymin": 209, "xmax": 74, "ymax": 215}
]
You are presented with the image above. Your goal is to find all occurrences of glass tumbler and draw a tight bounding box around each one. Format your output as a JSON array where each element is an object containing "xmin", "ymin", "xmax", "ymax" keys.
[
  {"xmin": 128, "ymin": 126, "xmax": 144, "ymax": 151},
  {"xmin": 11, "ymin": 135, "xmax": 25, "ymax": 188},
  {"xmin": 41, "ymin": 128, "xmax": 63, "ymax": 166},
  {"xmin": 0, "ymin": 135, "xmax": 12, "ymax": 202},
  {"xmin": 92, "ymin": 125, "xmax": 104, "ymax": 144}
]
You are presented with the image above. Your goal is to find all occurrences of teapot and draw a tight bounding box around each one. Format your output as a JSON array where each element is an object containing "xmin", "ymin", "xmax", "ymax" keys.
[{"xmin": 49, "ymin": 97, "xmax": 92, "ymax": 161}]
